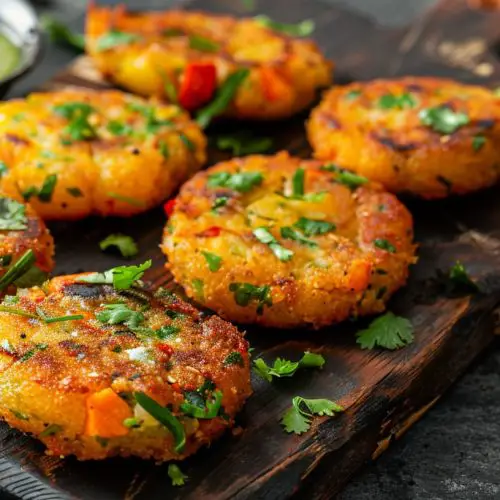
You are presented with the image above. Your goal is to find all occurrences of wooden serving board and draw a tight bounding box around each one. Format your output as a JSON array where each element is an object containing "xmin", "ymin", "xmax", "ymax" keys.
[{"xmin": 2, "ymin": 0, "xmax": 500, "ymax": 498}]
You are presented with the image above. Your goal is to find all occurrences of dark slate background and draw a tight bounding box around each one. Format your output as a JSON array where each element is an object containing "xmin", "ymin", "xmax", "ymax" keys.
[{"xmin": 10, "ymin": 1, "xmax": 500, "ymax": 498}]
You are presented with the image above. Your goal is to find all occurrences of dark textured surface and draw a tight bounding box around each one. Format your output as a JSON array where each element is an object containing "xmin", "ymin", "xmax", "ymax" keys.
[{"xmin": 3, "ymin": 1, "xmax": 500, "ymax": 499}]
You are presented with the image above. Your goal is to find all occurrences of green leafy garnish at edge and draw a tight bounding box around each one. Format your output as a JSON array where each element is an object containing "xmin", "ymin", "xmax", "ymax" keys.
[
  {"xmin": 208, "ymin": 171, "xmax": 263, "ymax": 193},
  {"xmin": 0, "ymin": 198, "xmax": 28, "ymax": 230},
  {"xmin": 134, "ymin": 391, "xmax": 186, "ymax": 453},
  {"xmin": 253, "ymin": 227, "xmax": 293, "ymax": 262},
  {"xmin": 419, "ymin": 106, "xmax": 469, "ymax": 134},
  {"xmin": 0, "ymin": 249, "xmax": 36, "ymax": 291},
  {"xmin": 293, "ymin": 217, "xmax": 336, "ymax": 236},
  {"xmin": 96, "ymin": 30, "xmax": 142, "ymax": 52},
  {"xmin": 99, "ymin": 234, "xmax": 139, "ymax": 259},
  {"xmin": 196, "ymin": 68, "xmax": 250, "ymax": 128},
  {"xmin": 377, "ymin": 93, "xmax": 417, "ymax": 110},
  {"xmin": 229, "ymin": 282, "xmax": 272, "ymax": 314},
  {"xmin": 356, "ymin": 312, "xmax": 414, "ymax": 350},
  {"xmin": 223, "ymin": 351, "xmax": 244, "ymax": 367},
  {"xmin": 188, "ymin": 34, "xmax": 220, "ymax": 52},
  {"xmin": 215, "ymin": 131, "xmax": 273, "ymax": 156},
  {"xmin": 96, "ymin": 303, "xmax": 145, "ymax": 328},
  {"xmin": 254, "ymin": 351, "xmax": 325, "ymax": 382},
  {"xmin": 39, "ymin": 423, "xmax": 63, "ymax": 437},
  {"xmin": 201, "ymin": 251, "xmax": 222, "ymax": 272},
  {"xmin": 448, "ymin": 261, "xmax": 479, "ymax": 292},
  {"xmin": 254, "ymin": 15, "xmax": 315, "ymax": 37},
  {"xmin": 373, "ymin": 238, "xmax": 396, "ymax": 253},
  {"xmin": 181, "ymin": 390, "xmax": 223, "ymax": 419},
  {"xmin": 41, "ymin": 15, "xmax": 84, "ymax": 52},
  {"xmin": 168, "ymin": 464, "xmax": 188, "ymax": 487},
  {"xmin": 54, "ymin": 102, "xmax": 97, "ymax": 142},
  {"xmin": 321, "ymin": 164, "xmax": 369, "ymax": 189},
  {"xmin": 281, "ymin": 396, "xmax": 343, "ymax": 435},
  {"xmin": 291, "ymin": 167, "xmax": 305, "ymax": 197},
  {"xmin": 77, "ymin": 260, "xmax": 152, "ymax": 290},
  {"xmin": 22, "ymin": 174, "xmax": 58, "ymax": 203}
]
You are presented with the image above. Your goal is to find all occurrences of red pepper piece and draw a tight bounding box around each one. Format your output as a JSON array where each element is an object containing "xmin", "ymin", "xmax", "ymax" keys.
[
  {"xmin": 157, "ymin": 343, "xmax": 174, "ymax": 355},
  {"xmin": 164, "ymin": 199, "xmax": 176, "ymax": 216},
  {"xmin": 260, "ymin": 67, "xmax": 293, "ymax": 103},
  {"xmin": 179, "ymin": 62, "xmax": 217, "ymax": 111},
  {"xmin": 198, "ymin": 226, "xmax": 221, "ymax": 237}
]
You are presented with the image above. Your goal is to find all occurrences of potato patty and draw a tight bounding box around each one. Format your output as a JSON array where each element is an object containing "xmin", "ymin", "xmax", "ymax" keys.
[
  {"xmin": 86, "ymin": 5, "xmax": 332, "ymax": 121},
  {"xmin": 162, "ymin": 152, "xmax": 416, "ymax": 329},
  {"xmin": 0, "ymin": 89, "xmax": 206, "ymax": 220},
  {"xmin": 0, "ymin": 268, "xmax": 251, "ymax": 461},
  {"xmin": 0, "ymin": 197, "xmax": 54, "ymax": 291},
  {"xmin": 307, "ymin": 77, "xmax": 500, "ymax": 198}
]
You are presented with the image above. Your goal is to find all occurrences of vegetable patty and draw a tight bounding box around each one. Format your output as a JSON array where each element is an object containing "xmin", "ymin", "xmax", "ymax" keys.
[
  {"xmin": 0, "ymin": 197, "xmax": 54, "ymax": 292},
  {"xmin": 0, "ymin": 268, "xmax": 251, "ymax": 460},
  {"xmin": 162, "ymin": 152, "xmax": 416, "ymax": 329},
  {"xmin": 307, "ymin": 77, "xmax": 500, "ymax": 198},
  {"xmin": 0, "ymin": 90, "xmax": 206, "ymax": 220},
  {"xmin": 86, "ymin": 5, "xmax": 332, "ymax": 121}
]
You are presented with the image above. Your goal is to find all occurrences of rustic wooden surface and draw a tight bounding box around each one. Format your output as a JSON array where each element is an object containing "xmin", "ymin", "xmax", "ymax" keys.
[{"xmin": 2, "ymin": 0, "xmax": 500, "ymax": 499}]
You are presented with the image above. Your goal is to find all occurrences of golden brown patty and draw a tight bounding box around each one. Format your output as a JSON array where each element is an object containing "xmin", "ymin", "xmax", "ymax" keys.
[
  {"xmin": 0, "ymin": 197, "xmax": 54, "ymax": 291},
  {"xmin": 86, "ymin": 5, "xmax": 332, "ymax": 120},
  {"xmin": 307, "ymin": 77, "xmax": 500, "ymax": 198},
  {"xmin": 0, "ymin": 270, "xmax": 251, "ymax": 461},
  {"xmin": 0, "ymin": 89, "xmax": 206, "ymax": 220},
  {"xmin": 162, "ymin": 152, "xmax": 416, "ymax": 329}
]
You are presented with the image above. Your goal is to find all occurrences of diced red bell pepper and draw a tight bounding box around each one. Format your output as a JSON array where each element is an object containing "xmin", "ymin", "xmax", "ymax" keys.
[
  {"xmin": 157, "ymin": 343, "xmax": 174, "ymax": 356},
  {"xmin": 199, "ymin": 226, "xmax": 221, "ymax": 237},
  {"xmin": 179, "ymin": 62, "xmax": 217, "ymax": 111},
  {"xmin": 164, "ymin": 199, "xmax": 176, "ymax": 216}
]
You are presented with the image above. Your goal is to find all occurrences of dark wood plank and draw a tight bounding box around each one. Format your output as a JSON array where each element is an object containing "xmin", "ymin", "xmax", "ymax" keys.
[{"xmin": 2, "ymin": 0, "xmax": 500, "ymax": 499}]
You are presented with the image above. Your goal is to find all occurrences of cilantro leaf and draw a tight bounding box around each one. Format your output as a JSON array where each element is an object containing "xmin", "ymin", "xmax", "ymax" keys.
[
  {"xmin": 321, "ymin": 164, "xmax": 368, "ymax": 189},
  {"xmin": 229, "ymin": 282, "xmax": 272, "ymax": 314},
  {"xmin": 196, "ymin": 69, "xmax": 250, "ymax": 128},
  {"xmin": 281, "ymin": 405, "xmax": 311, "ymax": 434},
  {"xmin": 99, "ymin": 234, "xmax": 139, "ymax": 258},
  {"xmin": 107, "ymin": 120, "xmax": 133, "ymax": 136},
  {"xmin": 180, "ymin": 390, "xmax": 223, "ymax": 419},
  {"xmin": 0, "ymin": 198, "xmax": 27, "ymax": 230},
  {"xmin": 77, "ymin": 260, "xmax": 151, "ymax": 290},
  {"xmin": 201, "ymin": 251, "xmax": 222, "ymax": 272},
  {"xmin": 96, "ymin": 303, "xmax": 144, "ymax": 328},
  {"xmin": 377, "ymin": 93, "xmax": 417, "ymax": 110},
  {"xmin": 291, "ymin": 168, "xmax": 305, "ymax": 197},
  {"xmin": 472, "ymin": 135, "xmax": 486, "ymax": 152},
  {"xmin": 293, "ymin": 217, "xmax": 336, "ymax": 236},
  {"xmin": 96, "ymin": 30, "xmax": 142, "ymax": 51},
  {"xmin": 373, "ymin": 238, "xmax": 396, "ymax": 253},
  {"xmin": 253, "ymin": 351, "xmax": 325, "ymax": 381},
  {"xmin": 449, "ymin": 261, "xmax": 479, "ymax": 292},
  {"xmin": 168, "ymin": 464, "xmax": 188, "ymax": 487},
  {"xmin": 215, "ymin": 131, "xmax": 273, "ymax": 156},
  {"xmin": 41, "ymin": 15, "xmax": 84, "ymax": 52},
  {"xmin": 253, "ymin": 227, "xmax": 293, "ymax": 261},
  {"xmin": 345, "ymin": 89, "xmax": 362, "ymax": 101},
  {"xmin": 223, "ymin": 351, "xmax": 244, "ymax": 367},
  {"xmin": 356, "ymin": 312, "xmax": 414, "ymax": 350},
  {"xmin": 208, "ymin": 171, "xmax": 263, "ymax": 193},
  {"xmin": 301, "ymin": 398, "xmax": 344, "ymax": 416},
  {"xmin": 188, "ymin": 35, "xmax": 220, "ymax": 52},
  {"xmin": 254, "ymin": 16, "xmax": 315, "ymax": 37},
  {"xmin": 419, "ymin": 106, "xmax": 469, "ymax": 134},
  {"xmin": 280, "ymin": 226, "xmax": 317, "ymax": 247}
]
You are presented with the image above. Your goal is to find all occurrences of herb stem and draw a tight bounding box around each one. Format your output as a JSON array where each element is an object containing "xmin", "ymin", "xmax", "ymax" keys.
[{"xmin": 0, "ymin": 249, "xmax": 36, "ymax": 290}]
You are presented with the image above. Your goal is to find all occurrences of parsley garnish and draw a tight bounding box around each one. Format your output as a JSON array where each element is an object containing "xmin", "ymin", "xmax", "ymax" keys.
[
  {"xmin": 188, "ymin": 35, "xmax": 220, "ymax": 52},
  {"xmin": 281, "ymin": 396, "xmax": 343, "ymax": 434},
  {"xmin": 254, "ymin": 15, "xmax": 315, "ymax": 37},
  {"xmin": 356, "ymin": 312, "xmax": 414, "ymax": 350},
  {"xmin": 168, "ymin": 464, "xmax": 188, "ymax": 487},
  {"xmin": 321, "ymin": 164, "xmax": 369, "ymax": 189},
  {"xmin": 254, "ymin": 351, "xmax": 325, "ymax": 382},
  {"xmin": 253, "ymin": 227, "xmax": 293, "ymax": 261},
  {"xmin": 419, "ymin": 106, "xmax": 469, "ymax": 134},
  {"xmin": 229, "ymin": 282, "xmax": 272, "ymax": 313},
  {"xmin": 41, "ymin": 16, "xmax": 85, "ymax": 51},
  {"xmin": 96, "ymin": 30, "xmax": 141, "ymax": 51},
  {"xmin": 96, "ymin": 303, "xmax": 144, "ymax": 328},
  {"xmin": 127, "ymin": 102, "xmax": 174, "ymax": 134},
  {"xmin": 0, "ymin": 198, "xmax": 27, "ymax": 230},
  {"xmin": 215, "ymin": 131, "xmax": 273, "ymax": 156},
  {"xmin": 377, "ymin": 93, "xmax": 417, "ymax": 109},
  {"xmin": 373, "ymin": 238, "xmax": 396, "ymax": 253},
  {"xmin": 135, "ymin": 392, "xmax": 186, "ymax": 453},
  {"xmin": 100, "ymin": 234, "xmax": 139, "ymax": 258},
  {"xmin": 201, "ymin": 251, "xmax": 222, "ymax": 272},
  {"xmin": 293, "ymin": 217, "xmax": 336, "ymax": 236},
  {"xmin": 207, "ymin": 171, "xmax": 263, "ymax": 193},
  {"xmin": 77, "ymin": 260, "xmax": 151, "ymax": 290},
  {"xmin": 223, "ymin": 351, "xmax": 244, "ymax": 367},
  {"xmin": 196, "ymin": 68, "xmax": 250, "ymax": 128},
  {"xmin": 472, "ymin": 135, "xmax": 486, "ymax": 151}
]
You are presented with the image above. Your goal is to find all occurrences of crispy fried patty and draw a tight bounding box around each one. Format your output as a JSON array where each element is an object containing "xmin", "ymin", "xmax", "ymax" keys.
[
  {"xmin": 0, "ymin": 90, "xmax": 206, "ymax": 220},
  {"xmin": 162, "ymin": 152, "xmax": 416, "ymax": 329},
  {"xmin": 0, "ymin": 197, "xmax": 54, "ymax": 291},
  {"xmin": 307, "ymin": 77, "xmax": 500, "ymax": 198},
  {"xmin": 0, "ymin": 274, "xmax": 251, "ymax": 460},
  {"xmin": 86, "ymin": 5, "xmax": 332, "ymax": 120}
]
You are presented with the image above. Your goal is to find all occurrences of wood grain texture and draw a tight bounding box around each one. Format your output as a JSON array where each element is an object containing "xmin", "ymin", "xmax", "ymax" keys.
[{"xmin": 2, "ymin": 0, "xmax": 500, "ymax": 498}]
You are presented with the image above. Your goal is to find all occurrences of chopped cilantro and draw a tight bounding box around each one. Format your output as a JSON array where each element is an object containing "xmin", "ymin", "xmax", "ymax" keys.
[
  {"xmin": 356, "ymin": 312, "xmax": 414, "ymax": 350},
  {"xmin": 212, "ymin": 196, "xmax": 229, "ymax": 211},
  {"xmin": 41, "ymin": 16, "xmax": 84, "ymax": 51},
  {"xmin": 253, "ymin": 227, "xmax": 293, "ymax": 261},
  {"xmin": 293, "ymin": 217, "xmax": 336, "ymax": 236},
  {"xmin": 164, "ymin": 79, "xmax": 178, "ymax": 103},
  {"xmin": 0, "ymin": 249, "xmax": 36, "ymax": 291},
  {"xmin": 9, "ymin": 409, "xmax": 29, "ymax": 420},
  {"xmin": 181, "ymin": 389, "xmax": 223, "ymax": 419},
  {"xmin": 39, "ymin": 424, "xmax": 62, "ymax": 437},
  {"xmin": 292, "ymin": 167, "xmax": 306, "ymax": 197},
  {"xmin": 54, "ymin": 102, "xmax": 96, "ymax": 142},
  {"xmin": 215, "ymin": 131, "xmax": 273, "ymax": 156},
  {"xmin": 192, "ymin": 278, "xmax": 204, "ymax": 300},
  {"xmin": 281, "ymin": 396, "xmax": 343, "ymax": 434},
  {"xmin": 223, "ymin": 351, "xmax": 244, "ymax": 367},
  {"xmin": 156, "ymin": 325, "xmax": 180, "ymax": 339},
  {"xmin": 0, "ymin": 198, "xmax": 27, "ymax": 230},
  {"xmin": 254, "ymin": 15, "xmax": 315, "ymax": 37},
  {"xmin": 159, "ymin": 139, "xmax": 170, "ymax": 159},
  {"xmin": 108, "ymin": 192, "xmax": 146, "ymax": 207},
  {"xmin": 377, "ymin": 93, "xmax": 417, "ymax": 109},
  {"xmin": 107, "ymin": 120, "xmax": 133, "ymax": 136},
  {"xmin": 345, "ymin": 89, "xmax": 362, "ymax": 101},
  {"xmin": 280, "ymin": 226, "xmax": 317, "ymax": 247},
  {"xmin": 96, "ymin": 303, "xmax": 144, "ymax": 328},
  {"xmin": 472, "ymin": 135, "xmax": 486, "ymax": 151},
  {"xmin": 229, "ymin": 282, "xmax": 272, "ymax": 313},
  {"xmin": 254, "ymin": 351, "xmax": 325, "ymax": 382},
  {"xmin": 321, "ymin": 164, "xmax": 369, "ymax": 189},
  {"xmin": 201, "ymin": 251, "xmax": 222, "ymax": 272},
  {"xmin": 96, "ymin": 30, "xmax": 141, "ymax": 51},
  {"xmin": 189, "ymin": 35, "xmax": 220, "ymax": 52},
  {"xmin": 207, "ymin": 171, "xmax": 263, "ymax": 193},
  {"xmin": 373, "ymin": 238, "xmax": 396, "ymax": 253},
  {"xmin": 0, "ymin": 161, "xmax": 8, "ymax": 177},
  {"xmin": 419, "ymin": 106, "xmax": 469, "ymax": 134},
  {"xmin": 67, "ymin": 187, "xmax": 83, "ymax": 197},
  {"xmin": 99, "ymin": 234, "xmax": 139, "ymax": 258},
  {"xmin": 179, "ymin": 133, "xmax": 195, "ymax": 152},
  {"xmin": 449, "ymin": 261, "xmax": 479, "ymax": 292},
  {"xmin": 77, "ymin": 260, "xmax": 151, "ymax": 290},
  {"xmin": 168, "ymin": 464, "xmax": 188, "ymax": 487}
]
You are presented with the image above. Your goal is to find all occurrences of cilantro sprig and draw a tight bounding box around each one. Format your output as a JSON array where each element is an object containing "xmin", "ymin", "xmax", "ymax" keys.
[
  {"xmin": 377, "ymin": 93, "xmax": 417, "ymax": 110},
  {"xmin": 99, "ymin": 234, "xmax": 139, "ymax": 258},
  {"xmin": 356, "ymin": 312, "xmax": 414, "ymax": 350},
  {"xmin": 96, "ymin": 30, "xmax": 142, "ymax": 51},
  {"xmin": 215, "ymin": 131, "xmax": 273, "ymax": 156},
  {"xmin": 281, "ymin": 397, "xmax": 343, "ymax": 434},
  {"xmin": 208, "ymin": 171, "xmax": 263, "ymax": 193},
  {"xmin": 419, "ymin": 106, "xmax": 469, "ymax": 134},
  {"xmin": 229, "ymin": 282, "xmax": 272, "ymax": 314},
  {"xmin": 0, "ymin": 198, "xmax": 28, "ymax": 231},
  {"xmin": 254, "ymin": 351, "xmax": 325, "ymax": 382},
  {"xmin": 77, "ymin": 260, "xmax": 151, "ymax": 290},
  {"xmin": 168, "ymin": 464, "xmax": 188, "ymax": 487},
  {"xmin": 96, "ymin": 303, "xmax": 144, "ymax": 328},
  {"xmin": 253, "ymin": 227, "xmax": 293, "ymax": 261},
  {"xmin": 254, "ymin": 15, "xmax": 315, "ymax": 37},
  {"xmin": 321, "ymin": 164, "xmax": 368, "ymax": 190}
]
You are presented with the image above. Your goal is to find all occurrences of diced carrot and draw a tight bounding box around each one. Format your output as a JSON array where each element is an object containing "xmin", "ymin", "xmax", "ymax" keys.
[
  {"xmin": 84, "ymin": 388, "xmax": 132, "ymax": 438},
  {"xmin": 179, "ymin": 62, "xmax": 217, "ymax": 111},
  {"xmin": 260, "ymin": 67, "xmax": 294, "ymax": 103}
]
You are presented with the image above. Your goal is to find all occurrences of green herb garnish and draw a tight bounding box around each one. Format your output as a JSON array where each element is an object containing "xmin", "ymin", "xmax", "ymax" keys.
[
  {"xmin": 254, "ymin": 351, "xmax": 325, "ymax": 382},
  {"xmin": 0, "ymin": 198, "xmax": 27, "ymax": 230},
  {"xmin": 373, "ymin": 238, "xmax": 396, "ymax": 253},
  {"xmin": 107, "ymin": 120, "xmax": 133, "ymax": 136},
  {"xmin": 180, "ymin": 390, "xmax": 223, "ymax": 419},
  {"xmin": 223, "ymin": 351, "xmax": 244, "ymax": 367},
  {"xmin": 168, "ymin": 464, "xmax": 188, "ymax": 487},
  {"xmin": 448, "ymin": 261, "xmax": 479, "ymax": 292},
  {"xmin": 67, "ymin": 187, "xmax": 83, "ymax": 197},
  {"xmin": 419, "ymin": 106, "xmax": 469, "ymax": 134},
  {"xmin": 356, "ymin": 312, "xmax": 414, "ymax": 350},
  {"xmin": 0, "ymin": 249, "xmax": 35, "ymax": 290},
  {"xmin": 96, "ymin": 303, "xmax": 144, "ymax": 328},
  {"xmin": 281, "ymin": 397, "xmax": 343, "ymax": 434},
  {"xmin": 253, "ymin": 227, "xmax": 293, "ymax": 261},
  {"xmin": 293, "ymin": 217, "xmax": 336, "ymax": 236},
  {"xmin": 254, "ymin": 15, "xmax": 315, "ymax": 37},
  {"xmin": 280, "ymin": 226, "xmax": 317, "ymax": 247},
  {"xmin": 107, "ymin": 192, "xmax": 147, "ymax": 207},
  {"xmin": 96, "ymin": 30, "xmax": 141, "ymax": 51},
  {"xmin": 188, "ymin": 35, "xmax": 220, "ymax": 52},
  {"xmin": 291, "ymin": 167, "xmax": 305, "ymax": 197},
  {"xmin": 472, "ymin": 135, "xmax": 486, "ymax": 151},
  {"xmin": 77, "ymin": 260, "xmax": 152, "ymax": 290},
  {"xmin": 207, "ymin": 171, "xmax": 263, "ymax": 193},
  {"xmin": 229, "ymin": 282, "xmax": 272, "ymax": 313},
  {"xmin": 100, "ymin": 234, "xmax": 139, "ymax": 258},
  {"xmin": 201, "ymin": 251, "xmax": 222, "ymax": 272},
  {"xmin": 321, "ymin": 164, "xmax": 369, "ymax": 189},
  {"xmin": 377, "ymin": 93, "xmax": 417, "ymax": 109},
  {"xmin": 215, "ymin": 131, "xmax": 273, "ymax": 156}
]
